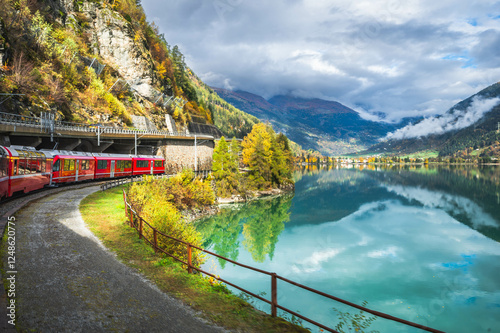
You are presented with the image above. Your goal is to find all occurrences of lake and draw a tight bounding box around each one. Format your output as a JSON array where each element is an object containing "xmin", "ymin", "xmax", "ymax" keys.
[{"xmin": 196, "ymin": 165, "xmax": 500, "ymax": 332}]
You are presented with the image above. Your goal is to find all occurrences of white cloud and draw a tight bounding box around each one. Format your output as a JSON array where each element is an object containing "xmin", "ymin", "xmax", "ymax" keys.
[
  {"xmin": 367, "ymin": 246, "xmax": 400, "ymax": 259},
  {"xmin": 383, "ymin": 184, "xmax": 499, "ymax": 229},
  {"xmin": 383, "ymin": 96, "xmax": 500, "ymax": 139},
  {"xmin": 141, "ymin": 0, "xmax": 500, "ymax": 121},
  {"xmin": 292, "ymin": 248, "xmax": 343, "ymax": 273}
]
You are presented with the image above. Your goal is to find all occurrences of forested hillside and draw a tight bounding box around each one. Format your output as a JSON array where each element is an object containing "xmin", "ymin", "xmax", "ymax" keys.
[
  {"xmin": 369, "ymin": 82, "xmax": 500, "ymax": 159},
  {"xmin": 0, "ymin": 0, "xmax": 258, "ymax": 138},
  {"xmin": 213, "ymin": 87, "xmax": 404, "ymax": 155}
]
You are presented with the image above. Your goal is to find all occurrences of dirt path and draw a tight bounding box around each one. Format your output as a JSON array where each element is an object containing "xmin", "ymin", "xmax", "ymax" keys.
[{"xmin": 5, "ymin": 186, "xmax": 227, "ymax": 332}]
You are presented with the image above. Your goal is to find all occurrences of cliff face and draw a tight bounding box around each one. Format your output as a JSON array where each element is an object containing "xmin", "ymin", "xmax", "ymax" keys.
[
  {"xmin": 0, "ymin": 0, "xmax": 247, "ymax": 138},
  {"xmin": 0, "ymin": 0, "xmax": 172, "ymax": 128},
  {"xmin": 48, "ymin": 0, "xmax": 157, "ymax": 100},
  {"xmin": 83, "ymin": 3, "xmax": 157, "ymax": 99}
]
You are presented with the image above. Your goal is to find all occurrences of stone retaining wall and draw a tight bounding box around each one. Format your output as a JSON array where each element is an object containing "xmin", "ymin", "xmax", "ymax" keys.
[{"xmin": 158, "ymin": 139, "xmax": 214, "ymax": 174}]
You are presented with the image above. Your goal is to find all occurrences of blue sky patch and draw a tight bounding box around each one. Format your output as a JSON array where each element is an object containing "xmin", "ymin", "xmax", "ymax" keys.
[
  {"xmin": 442, "ymin": 53, "xmax": 477, "ymax": 69},
  {"xmin": 467, "ymin": 18, "xmax": 478, "ymax": 26}
]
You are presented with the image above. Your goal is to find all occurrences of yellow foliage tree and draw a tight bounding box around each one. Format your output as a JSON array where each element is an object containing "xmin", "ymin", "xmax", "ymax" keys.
[{"xmin": 241, "ymin": 123, "xmax": 272, "ymax": 166}]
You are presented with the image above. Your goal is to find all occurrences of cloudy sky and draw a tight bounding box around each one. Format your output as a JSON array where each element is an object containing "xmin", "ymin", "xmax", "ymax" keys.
[{"xmin": 141, "ymin": 0, "xmax": 500, "ymax": 123}]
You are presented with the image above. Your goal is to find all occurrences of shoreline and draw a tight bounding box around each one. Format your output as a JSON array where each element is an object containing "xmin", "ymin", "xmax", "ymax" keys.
[{"xmin": 183, "ymin": 187, "xmax": 294, "ymax": 223}]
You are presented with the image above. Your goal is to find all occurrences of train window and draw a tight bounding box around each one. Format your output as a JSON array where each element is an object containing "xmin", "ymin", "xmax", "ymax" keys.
[
  {"xmin": 28, "ymin": 158, "xmax": 33, "ymax": 174},
  {"xmin": 80, "ymin": 160, "xmax": 90, "ymax": 170},
  {"xmin": 0, "ymin": 159, "xmax": 7, "ymax": 177},
  {"xmin": 136, "ymin": 160, "xmax": 149, "ymax": 168},
  {"xmin": 18, "ymin": 159, "xmax": 26, "ymax": 175},
  {"xmin": 97, "ymin": 160, "xmax": 108, "ymax": 169},
  {"xmin": 116, "ymin": 160, "xmax": 122, "ymax": 169},
  {"xmin": 154, "ymin": 160, "xmax": 162, "ymax": 167},
  {"xmin": 28, "ymin": 158, "xmax": 34, "ymax": 174},
  {"xmin": 53, "ymin": 159, "xmax": 60, "ymax": 172},
  {"xmin": 63, "ymin": 159, "xmax": 75, "ymax": 171},
  {"xmin": 31, "ymin": 158, "xmax": 37, "ymax": 174},
  {"xmin": 13, "ymin": 160, "xmax": 18, "ymax": 176}
]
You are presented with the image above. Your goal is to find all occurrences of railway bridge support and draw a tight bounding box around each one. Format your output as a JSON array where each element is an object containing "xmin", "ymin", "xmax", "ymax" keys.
[{"xmin": 0, "ymin": 112, "xmax": 216, "ymax": 172}]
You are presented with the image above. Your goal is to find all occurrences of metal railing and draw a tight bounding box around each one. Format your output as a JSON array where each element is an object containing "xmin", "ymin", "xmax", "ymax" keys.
[
  {"xmin": 121, "ymin": 190, "xmax": 444, "ymax": 333},
  {"xmin": 101, "ymin": 171, "xmax": 211, "ymax": 191},
  {"xmin": 100, "ymin": 175, "xmax": 145, "ymax": 191},
  {"xmin": 0, "ymin": 111, "xmax": 214, "ymax": 138}
]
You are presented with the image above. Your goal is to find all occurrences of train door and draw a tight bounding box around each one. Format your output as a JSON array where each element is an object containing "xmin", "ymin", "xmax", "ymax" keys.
[
  {"xmin": 75, "ymin": 160, "xmax": 80, "ymax": 181},
  {"xmin": 150, "ymin": 161, "xmax": 153, "ymax": 175},
  {"xmin": 110, "ymin": 160, "xmax": 115, "ymax": 178}
]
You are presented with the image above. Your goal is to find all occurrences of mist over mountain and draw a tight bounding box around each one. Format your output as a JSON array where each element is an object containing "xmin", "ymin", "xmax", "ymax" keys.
[
  {"xmin": 371, "ymin": 81, "xmax": 500, "ymax": 157},
  {"xmin": 213, "ymin": 87, "xmax": 405, "ymax": 155},
  {"xmin": 385, "ymin": 88, "xmax": 500, "ymax": 141}
]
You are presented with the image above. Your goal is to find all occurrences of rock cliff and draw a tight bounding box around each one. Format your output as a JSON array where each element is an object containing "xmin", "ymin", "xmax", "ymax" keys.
[
  {"xmin": 83, "ymin": 3, "xmax": 157, "ymax": 99},
  {"xmin": 0, "ymin": 0, "xmax": 243, "ymax": 138}
]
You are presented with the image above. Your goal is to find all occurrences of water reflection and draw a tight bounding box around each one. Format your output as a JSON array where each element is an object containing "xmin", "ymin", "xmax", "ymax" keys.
[
  {"xmin": 196, "ymin": 165, "xmax": 500, "ymax": 332},
  {"xmin": 196, "ymin": 193, "xmax": 293, "ymax": 265}
]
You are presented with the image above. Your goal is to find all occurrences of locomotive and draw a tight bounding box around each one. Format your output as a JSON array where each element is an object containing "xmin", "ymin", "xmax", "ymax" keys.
[{"xmin": 0, "ymin": 145, "xmax": 165, "ymax": 200}]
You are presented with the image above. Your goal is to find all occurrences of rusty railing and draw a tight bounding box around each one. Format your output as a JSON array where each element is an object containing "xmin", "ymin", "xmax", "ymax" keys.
[
  {"xmin": 101, "ymin": 171, "xmax": 211, "ymax": 191},
  {"xmin": 122, "ymin": 190, "xmax": 444, "ymax": 333}
]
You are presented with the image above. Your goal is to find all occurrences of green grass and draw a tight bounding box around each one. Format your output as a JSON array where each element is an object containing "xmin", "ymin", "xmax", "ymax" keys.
[
  {"xmin": 401, "ymin": 150, "xmax": 439, "ymax": 159},
  {"xmin": 80, "ymin": 185, "xmax": 308, "ymax": 333}
]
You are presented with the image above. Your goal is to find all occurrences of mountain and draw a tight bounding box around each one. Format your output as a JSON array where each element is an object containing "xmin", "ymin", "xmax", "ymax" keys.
[
  {"xmin": 0, "ymin": 0, "xmax": 258, "ymax": 139},
  {"xmin": 369, "ymin": 82, "xmax": 500, "ymax": 157},
  {"xmin": 213, "ymin": 87, "xmax": 400, "ymax": 155}
]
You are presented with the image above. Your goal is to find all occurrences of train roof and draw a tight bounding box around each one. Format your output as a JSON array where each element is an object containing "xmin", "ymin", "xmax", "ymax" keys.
[
  {"xmin": 4, "ymin": 145, "xmax": 52, "ymax": 158},
  {"xmin": 1, "ymin": 146, "xmax": 163, "ymax": 160},
  {"xmin": 41, "ymin": 150, "xmax": 160, "ymax": 159}
]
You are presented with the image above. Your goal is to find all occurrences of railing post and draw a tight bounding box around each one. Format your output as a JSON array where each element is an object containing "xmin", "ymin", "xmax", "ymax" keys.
[
  {"xmin": 139, "ymin": 218, "xmax": 143, "ymax": 239},
  {"xmin": 271, "ymin": 273, "xmax": 277, "ymax": 317},
  {"xmin": 187, "ymin": 244, "xmax": 193, "ymax": 274},
  {"xmin": 122, "ymin": 190, "xmax": 128, "ymax": 217},
  {"xmin": 128, "ymin": 207, "xmax": 134, "ymax": 227},
  {"xmin": 153, "ymin": 229, "xmax": 158, "ymax": 253}
]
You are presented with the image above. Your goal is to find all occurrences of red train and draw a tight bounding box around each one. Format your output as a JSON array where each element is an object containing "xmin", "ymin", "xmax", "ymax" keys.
[{"xmin": 0, "ymin": 145, "xmax": 165, "ymax": 200}]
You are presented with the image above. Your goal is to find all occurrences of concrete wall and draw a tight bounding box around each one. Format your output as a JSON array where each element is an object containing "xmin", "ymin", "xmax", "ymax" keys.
[{"xmin": 158, "ymin": 139, "xmax": 214, "ymax": 174}]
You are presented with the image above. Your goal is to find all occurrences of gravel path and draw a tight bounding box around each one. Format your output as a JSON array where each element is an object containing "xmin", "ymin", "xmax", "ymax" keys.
[{"xmin": 6, "ymin": 186, "xmax": 227, "ymax": 332}]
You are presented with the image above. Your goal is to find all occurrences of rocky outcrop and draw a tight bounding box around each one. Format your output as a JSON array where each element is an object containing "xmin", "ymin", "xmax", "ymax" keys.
[
  {"xmin": 49, "ymin": 1, "xmax": 157, "ymax": 100},
  {"xmin": 80, "ymin": 3, "xmax": 157, "ymax": 99}
]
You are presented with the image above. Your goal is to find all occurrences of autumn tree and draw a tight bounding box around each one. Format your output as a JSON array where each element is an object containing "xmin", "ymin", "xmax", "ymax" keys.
[
  {"xmin": 213, "ymin": 136, "xmax": 240, "ymax": 197},
  {"xmin": 241, "ymin": 123, "xmax": 292, "ymax": 190}
]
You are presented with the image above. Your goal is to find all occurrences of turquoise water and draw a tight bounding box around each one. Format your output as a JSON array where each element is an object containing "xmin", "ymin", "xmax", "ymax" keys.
[{"xmin": 196, "ymin": 166, "xmax": 500, "ymax": 332}]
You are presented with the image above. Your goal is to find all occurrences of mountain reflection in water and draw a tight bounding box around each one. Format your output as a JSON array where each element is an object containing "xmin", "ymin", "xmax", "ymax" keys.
[{"xmin": 196, "ymin": 165, "xmax": 500, "ymax": 333}]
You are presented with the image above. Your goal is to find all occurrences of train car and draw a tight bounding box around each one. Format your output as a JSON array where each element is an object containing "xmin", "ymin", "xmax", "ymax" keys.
[
  {"xmin": 93, "ymin": 153, "xmax": 133, "ymax": 179},
  {"xmin": 132, "ymin": 156, "xmax": 164, "ymax": 176},
  {"xmin": 1, "ymin": 146, "xmax": 52, "ymax": 197},
  {"xmin": 0, "ymin": 146, "xmax": 10, "ymax": 200},
  {"xmin": 47, "ymin": 150, "xmax": 96, "ymax": 184}
]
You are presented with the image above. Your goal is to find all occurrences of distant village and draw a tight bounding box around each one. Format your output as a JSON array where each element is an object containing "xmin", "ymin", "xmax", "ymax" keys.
[{"xmin": 295, "ymin": 154, "xmax": 499, "ymax": 166}]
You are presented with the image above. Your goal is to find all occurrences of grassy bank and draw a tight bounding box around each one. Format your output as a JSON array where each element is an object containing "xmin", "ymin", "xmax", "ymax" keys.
[{"xmin": 80, "ymin": 185, "xmax": 308, "ymax": 333}]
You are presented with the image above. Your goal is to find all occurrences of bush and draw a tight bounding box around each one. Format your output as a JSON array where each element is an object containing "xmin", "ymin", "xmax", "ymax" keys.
[{"xmin": 127, "ymin": 171, "xmax": 216, "ymax": 265}]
